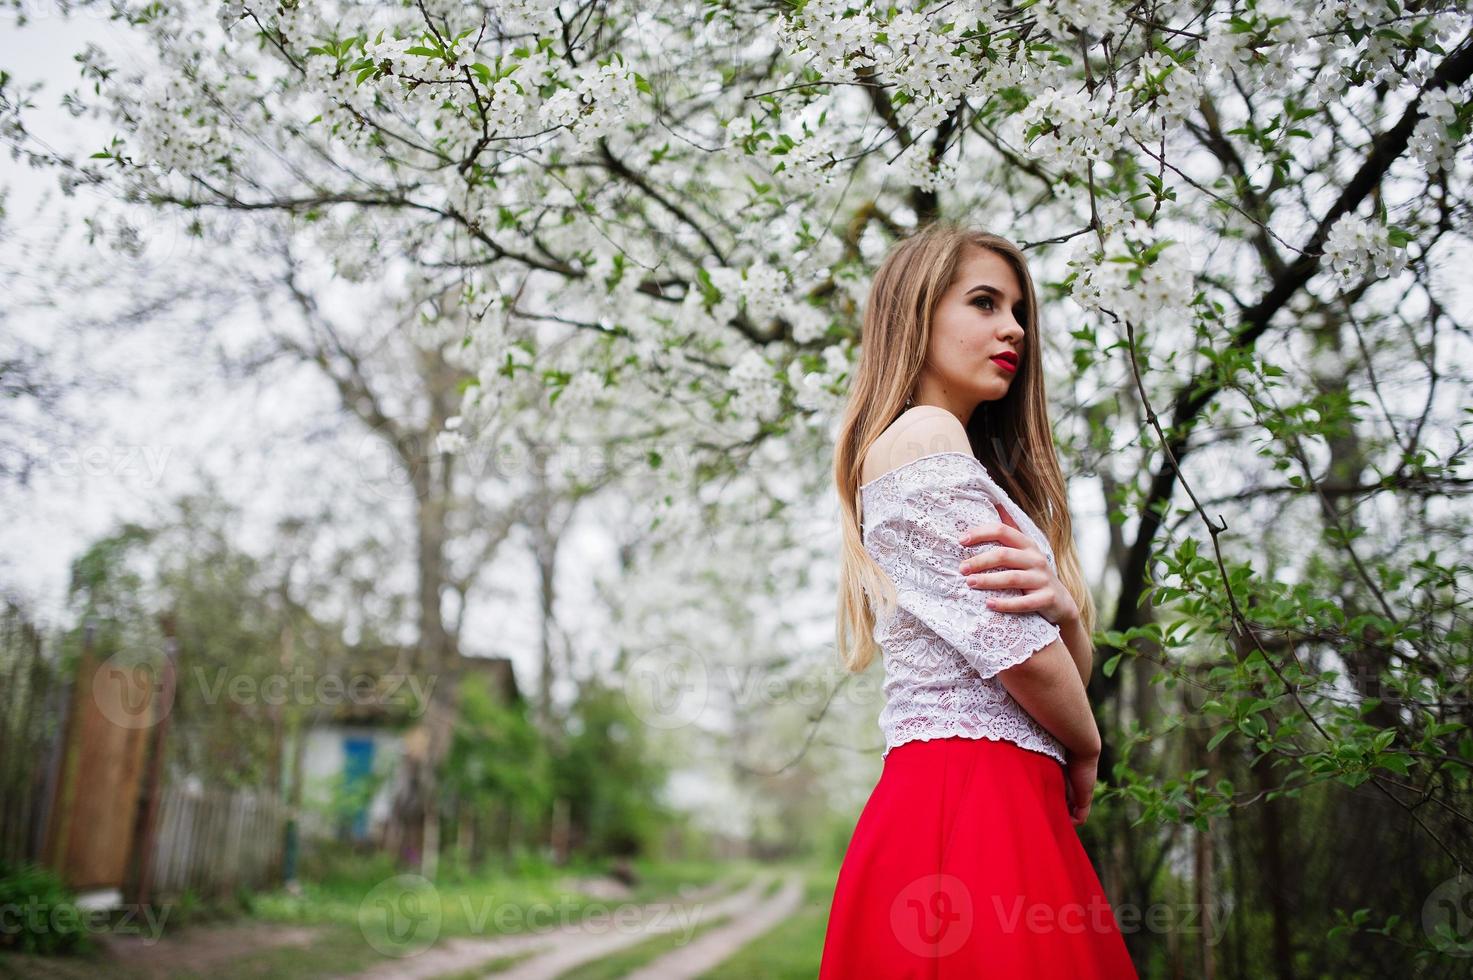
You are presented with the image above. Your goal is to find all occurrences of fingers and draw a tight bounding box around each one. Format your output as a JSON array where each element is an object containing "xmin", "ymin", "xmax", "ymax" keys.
[
  {"xmin": 964, "ymin": 568, "xmax": 1051, "ymax": 592},
  {"xmin": 958, "ymin": 522, "xmax": 1029, "ymax": 548},
  {"xmin": 958, "ymin": 545, "xmax": 1043, "ymax": 575}
]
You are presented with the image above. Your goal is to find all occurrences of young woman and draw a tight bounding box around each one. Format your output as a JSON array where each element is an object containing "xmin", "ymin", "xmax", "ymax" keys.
[{"xmin": 820, "ymin": 222, "xmax": 1137, "ymax": 977}]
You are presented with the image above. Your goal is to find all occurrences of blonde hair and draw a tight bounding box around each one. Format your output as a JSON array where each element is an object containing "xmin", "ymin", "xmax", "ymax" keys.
[{"xmin": 833, "ymin": 220, "xmax": 1096, "ymax": 674}]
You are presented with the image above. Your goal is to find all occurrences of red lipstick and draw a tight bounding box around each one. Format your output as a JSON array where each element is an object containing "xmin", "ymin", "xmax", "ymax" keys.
[{"xmin": 991, "ymin": 351, "xmax": 1018, "ymax": 373}]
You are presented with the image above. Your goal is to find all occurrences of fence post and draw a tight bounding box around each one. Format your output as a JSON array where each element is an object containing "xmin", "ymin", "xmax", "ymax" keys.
[{"xmin": 126, "ymin": 630, "xmax": 178, "ymax": 907}]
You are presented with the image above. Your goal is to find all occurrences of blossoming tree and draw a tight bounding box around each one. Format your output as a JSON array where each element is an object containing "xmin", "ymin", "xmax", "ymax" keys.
[{"xmin": 5, "ymin": 0, "xmax": 1472, "ymax": 970}]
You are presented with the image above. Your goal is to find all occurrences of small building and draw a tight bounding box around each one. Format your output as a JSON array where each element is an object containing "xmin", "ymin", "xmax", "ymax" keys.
[{"xmin": 297, "ymin": 655, "xmax": 521, "ymax": 844}]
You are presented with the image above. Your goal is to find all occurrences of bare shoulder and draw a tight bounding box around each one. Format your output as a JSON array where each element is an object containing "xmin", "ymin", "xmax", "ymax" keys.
[{"xmin": 861, "ymin": 406, "xmax": 971, "ymax": 485}]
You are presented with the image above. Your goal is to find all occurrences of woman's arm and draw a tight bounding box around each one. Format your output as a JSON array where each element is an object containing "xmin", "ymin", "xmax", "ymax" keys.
[
  {"xmin": 865, "ymin": 407, "xmax": 1099, "ymax": 754},
  {"xmin": 994, "ymin": 637, "xmax": 1100, "ymax": 758},
  {"xmin": 1056, "ymin": 612, "xmax": 1093, "ymax": 690}
]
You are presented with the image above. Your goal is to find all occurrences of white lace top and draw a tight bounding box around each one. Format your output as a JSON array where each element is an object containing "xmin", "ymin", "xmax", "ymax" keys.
[{"xmin": 860, "ymin": 451, "xmax": 1066, "ymax": 766}]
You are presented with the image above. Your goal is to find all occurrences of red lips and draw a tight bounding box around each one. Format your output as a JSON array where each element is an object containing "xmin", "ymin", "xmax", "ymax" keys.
[{"xmin": 991, "ymin": 351, "xmax": 1018, "ymax": 372}]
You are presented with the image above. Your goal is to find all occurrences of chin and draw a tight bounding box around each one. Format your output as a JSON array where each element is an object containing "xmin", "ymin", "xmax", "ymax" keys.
[{"xmin": 976, "ymin": 383, "xmax": 1011, "ymax": 403}]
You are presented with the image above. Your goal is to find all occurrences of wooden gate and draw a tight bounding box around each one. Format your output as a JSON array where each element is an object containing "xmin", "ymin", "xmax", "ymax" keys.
[{"xmin": 42, "ymin": 643, "xmax": 167, "ymax": 890}]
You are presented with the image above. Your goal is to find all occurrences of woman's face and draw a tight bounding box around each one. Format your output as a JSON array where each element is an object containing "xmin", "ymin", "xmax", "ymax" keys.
[{"xmin": 917, "ymin": 245, "xmax": 1028, "ymax": 418}]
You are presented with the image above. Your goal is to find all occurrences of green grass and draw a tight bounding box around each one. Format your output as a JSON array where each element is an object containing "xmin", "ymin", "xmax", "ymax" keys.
[
  {"xmin": 548, "ymin": 908, "xmax": 734, "ymax": 980},
  {"xmin": 544, "ymin": 864, "xmax": 808, "ymax": 980},
  {"xmin": 0, "ymin": 923, "xmax": 381, "ymax": 980},
  {"xmin": 435, "ymin": 948, "xmax": 541, "ymax": 980},
  {"xmin": 696, "ymin": 864, "xmax": 839, "ymax": 980},
  {"xmin": 436, "ymin": 865, "xmax": 757, "ymax": 980},
  {"xmin": 0, "ymin": 858, "xmax": 762, "ymax": 980},
  {"xmin": 249, "ymin": 853, "xmax": 754, "ymax": 942},
  {"xmin": 621, "ymin": 857, "xmax": 754, "ymax": 903}
]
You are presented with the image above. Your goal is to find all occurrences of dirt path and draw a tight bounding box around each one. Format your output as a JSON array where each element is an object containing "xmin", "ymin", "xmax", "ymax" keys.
[
  {"xmin": 619, "ymin": 870, "xmax": 804, "ymax": 980},
  {"xmin": 98, "ymin": 923, "xmax": 321, "ymax": 978},
  {"xmin": 340, "ymin": 874, "xmax": 755, "ymax": 980},
  {"xmin": 469, "ymin": 872, "xmax": 778, "ymax": 980}
]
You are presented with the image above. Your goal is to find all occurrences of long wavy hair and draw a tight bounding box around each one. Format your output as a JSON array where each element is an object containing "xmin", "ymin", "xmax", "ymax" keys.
[{"xmin": 833, "ymin": 220, "xmax": 1096, "ymax": 674}]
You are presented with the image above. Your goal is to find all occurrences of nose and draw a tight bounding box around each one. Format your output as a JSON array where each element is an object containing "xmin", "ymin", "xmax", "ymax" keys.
[{"xmin": 998, "ymin": 315, "xmax": 1023, "ymax": 346}]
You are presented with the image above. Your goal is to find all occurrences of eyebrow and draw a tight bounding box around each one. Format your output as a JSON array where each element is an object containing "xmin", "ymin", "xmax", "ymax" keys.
[{"xmin": 965, "ymin": 283, "xmax": 1022, "ymax": 306}]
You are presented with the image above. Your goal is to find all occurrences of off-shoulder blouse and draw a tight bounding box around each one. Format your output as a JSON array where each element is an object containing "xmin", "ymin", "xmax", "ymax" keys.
[{"xmin": 860, "ymin": 451, "xmax": 1066, "ymax": 766}]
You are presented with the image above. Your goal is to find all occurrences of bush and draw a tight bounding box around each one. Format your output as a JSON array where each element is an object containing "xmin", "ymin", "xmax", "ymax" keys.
[{"xmin": 0, "ymin": 861, "xmax": 92, "ymax": 955}]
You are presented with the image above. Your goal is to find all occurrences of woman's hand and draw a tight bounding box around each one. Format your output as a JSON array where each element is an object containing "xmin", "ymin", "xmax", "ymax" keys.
[
  {"xmin": 957, "ymin": 508, "xmax": 1079, "ymax": 626},
  {"xmin": 1064, "ymin": 749, "xmax": 1099, "ymax": 826}
]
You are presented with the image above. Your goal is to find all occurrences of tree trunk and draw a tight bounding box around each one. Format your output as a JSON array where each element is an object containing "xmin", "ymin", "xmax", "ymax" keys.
[{"xmin": 386, "ymin": 402, "xmax": 462, "ymax": 874}]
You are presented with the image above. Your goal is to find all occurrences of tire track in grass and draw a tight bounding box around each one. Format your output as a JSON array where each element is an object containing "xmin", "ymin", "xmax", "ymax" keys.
[
  {"xmin": 617, "ymin": 871, "xmax": 804, "ymax": 980},
  {"xmin": 485, "ymin": 873, "xmax": 776, "ymax": 980},
  {"xmin": 340, "ymin": 875, "xmax": 747, "ymax": 980}
]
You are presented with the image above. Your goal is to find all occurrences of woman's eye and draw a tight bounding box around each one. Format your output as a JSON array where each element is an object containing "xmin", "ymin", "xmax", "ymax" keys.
[{"xmin": 972, "ymin": 296, "xmax": 994, "ymax": 312}]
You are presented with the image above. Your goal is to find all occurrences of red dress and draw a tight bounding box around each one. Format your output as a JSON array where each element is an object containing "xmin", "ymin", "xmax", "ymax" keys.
[
  {"xmin": 822, "ymin": 452, "xmax": 1137, "ymax": 978},
  {"xmin": 818, "ymin": 735, "xmax": 1137, "ymax": 978}
]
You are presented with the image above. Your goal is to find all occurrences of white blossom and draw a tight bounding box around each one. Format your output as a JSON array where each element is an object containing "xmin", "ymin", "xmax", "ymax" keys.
[
  {"xmin": 1409, "ymin": 87, "xmax": 1464, "ymax": 174},
  {"xmin": 435, "ymin": 429, "xmax": 467, "ymax": 455},
  {"xmin": 1034, "ymin": 0, "xmax": 1131, "ymax": 41},
  {"xmin": 494, "ymin": 0, "xmax": 560, "ymax": 36},
  {"xmin": 1019, "ymin": 85, "xmax": 1124, "ymax": 173},
  {"xmin": 1131, "ymin": 51, "xmax": 1203, "ymax": 131},
  {"xmin": 538, "ymin": 57, "xmax": 645, "ymax": 150},
  {"xmin": 725, "ymin": 116, "xmax": 755, "ymax": 142},
  {"xmin": 741, "ymin": 262, "xmax": 790, "ymax": 324},
  {"xmin": 888, "ymin": 140, "xmax": 957, "ymax": 192},
  {"xmin": 1064, "ymin": 231, "xmax": 1194, "ymax": 330},
  {"xmin": 1323, "ymin": 214, "xmax": 1409, "ymax": 284},
  {"xmin": 729, "ymin": 348, "xmax": 783, "ymax": 422},
  {"xmin": 217, "ymin": 0, "xmax": 246, "ymax": 33}
]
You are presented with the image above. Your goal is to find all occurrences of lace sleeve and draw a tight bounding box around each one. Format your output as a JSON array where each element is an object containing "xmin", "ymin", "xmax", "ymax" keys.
[{"xmin": 868, "ymin": 462, "xmax": 1063, "ymax": 679}]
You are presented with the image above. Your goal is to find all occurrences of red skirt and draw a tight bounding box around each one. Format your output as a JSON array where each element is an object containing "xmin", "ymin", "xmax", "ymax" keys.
[{"xmin": 819, "ymin": 735, "xmax": 1138, "ymax": 979}]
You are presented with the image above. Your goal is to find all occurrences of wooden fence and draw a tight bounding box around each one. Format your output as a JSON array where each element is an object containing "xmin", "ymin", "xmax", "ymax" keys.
[
  {"xmin": 1, "ymin": 604, "xmax": 286, "ymax": 899},
  {"xmin": 0, "ymin": 602, "xmax": 68, "ymax": 871},
  {"xmin": 147, "ymin": 783, "xmax": 285, "ymax": 898}
]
